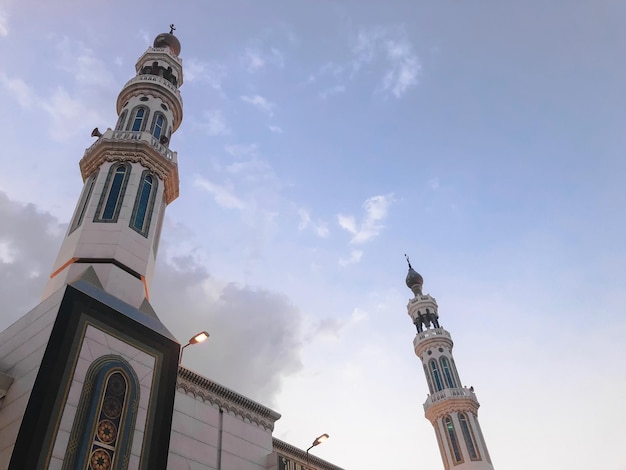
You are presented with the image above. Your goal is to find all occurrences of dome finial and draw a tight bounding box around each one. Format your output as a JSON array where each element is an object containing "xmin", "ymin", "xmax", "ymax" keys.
[
  {"xmin": 169, "ymin": 24, "xmax": 176, "ymax": 34},
  {"xmin": 404, "ymin": 253, "xmax": 423, "ymax": 296}
]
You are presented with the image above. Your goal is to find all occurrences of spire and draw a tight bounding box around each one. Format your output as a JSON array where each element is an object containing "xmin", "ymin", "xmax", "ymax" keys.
[{"xmin": 404, "ymin": 254, "xmax": 423, "ymax": 296}]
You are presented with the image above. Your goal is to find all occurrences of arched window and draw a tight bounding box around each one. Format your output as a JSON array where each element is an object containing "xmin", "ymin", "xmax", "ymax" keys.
[
  {"xmin": 459, "ymin": 413, "xmax": 480, "ymax": 461},
  {"xmin": 115, "ymin": 110, "xmax": 128, "ymax": 131},
  {"xmin": 445, "ymin": 416, "xmax": 463, "ymax": 464},
  {"xmin": 450, "ymin": 358, "xmax": 462, "ymax": 387},
  {"xmin": 69, "ymin": 172, "xmax": 97, "ymax": 234},
  {"xmin": 94, "ymin": 163, "xmax": 130, "ymax": 223},
  {"xmin": 150, "ymin": 113, "xmax": 166, "ymax": 139},
  {"xmin": 430, "ymin": 359, "xmax": 443, "ymax": 392},
  {"xmin": 127, "ymin": 106, "xmax": 149, "ymax": 132},
  {"xmin": 440, "ymin": 356, "xmax": 456, "ymax": 389},
  {"xmin": 130, "ymin": 171, "xmax": 158, "ymax": 236},
  {"xmin": 63, "ymin": 355, "xmax": 139, "ymax": 470},
  {"xmin": 152, "ymin": 194, "xmax": 166, "ymax": 255},
  {"xmin": 423, "ymin": 363, "xmax": 434, "ymax": 394}
]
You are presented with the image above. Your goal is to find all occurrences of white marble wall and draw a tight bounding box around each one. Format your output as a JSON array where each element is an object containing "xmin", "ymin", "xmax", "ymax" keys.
[
  {"xmin": 167, "ymin": 391, "xmax": 274, "ymax": 470},
  {"xmin": 0, "ymin": 288, "xmax": 65, "ymax": 468}
]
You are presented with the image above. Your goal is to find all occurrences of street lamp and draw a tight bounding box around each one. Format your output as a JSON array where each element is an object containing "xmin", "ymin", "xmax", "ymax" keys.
[
  {"xmin": 179, "ymin": 331, "xmax": 210, "ymax": 363},
  {"xmin": 306, "ymin": 433, "xmax": 329, "ymax": 463}
]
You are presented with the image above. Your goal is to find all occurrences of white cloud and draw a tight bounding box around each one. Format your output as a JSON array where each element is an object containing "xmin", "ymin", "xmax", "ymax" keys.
[
  {"xmin": 224, "ymin": 143, "xmax": 258, "ymax": 158},
  {"xmin": 242, "ymin": 47, "xmax": 285, "ymax": 73},
  {"xmin": 0, "ymin": 9, "xmax": 8, "ymax": 37},
  {"xmin": 297, "ymin": 208, "xmax": 329, "ymax": 238},
  {"xmin": 351, "ymin": 27, "xmax": 421, "ymax": 98},
  {"xmin": 196, "ymin": 109, "xmax": 231, "ymax": 136},
  {"xmin": 194, "ymin": 176, "xmax": 246, "ymax": 210},
  {"xmin": 339, "ymin": 249, "xmax": 363, "ymax": 267},
  {"xmin": 185, "ymin": 57, "xmax": 227, "ymax": 90},
  {"xmin": 41, "ymin": 86, "xmax": 103, "ymax": 141},
  {"xmin": 268, "ymin": 125, "xmax": 284, "ymax": 134},
  {"xmin": 0, "ymin": 73, "xmax": 36, "ymax": 109},
  {"xmin": 319, "ymin": 84, "xmax": 346, "ymax": 100},
  {"xmin": 337, "ymin": 193, "xmax": 394, "ymax": 244},
  {"xmin": 241, "ymin": 95, "xmax": 275, "ymax": 116}
]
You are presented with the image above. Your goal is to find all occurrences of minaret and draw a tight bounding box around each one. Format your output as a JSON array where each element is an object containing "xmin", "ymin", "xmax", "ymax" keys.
[
  {"xmin": 0, "ymin": 28, "xmax": 183, "ymax": 469},
  {"xmin": 405, "ymin": 258, "xmax": 494, "ymax": 470},
  {"xmin": 43, "ymin": 26, "xmax": 184, "ymax": 308}
]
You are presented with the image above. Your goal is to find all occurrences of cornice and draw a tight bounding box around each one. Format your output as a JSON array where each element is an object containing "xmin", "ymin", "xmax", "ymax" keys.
[
  {"xmin": 176, "ymin": 366, "xmax": 281, "ymax": 431},
  {"xmin": 80, "ymin": 143, "xmax": 179, "ymax": 204},
  {"xmin": 272, "ymin": 438, "xmax": 345, "ymax": 470},
  {"xmin": 425, "ymin": 397, "xmax": 480, "ymax": 423}
]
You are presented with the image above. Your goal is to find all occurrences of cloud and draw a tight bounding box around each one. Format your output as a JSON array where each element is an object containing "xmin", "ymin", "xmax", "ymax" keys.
[
  {"xmin": 0, "ymin": 9, "xmax": 8, "ymax": 37},
  {"xmin": 224, "ymin": 143, "xmax": 258, "ymax": 158},
  {"xmin": 0, "ymin": 191, "xmax": 64, "ymax": 328},
  {"xmin": 241, "ymin": 95, "xmax": 275, "ymax": 116},
  {"xmin": 0, "ymin": 73, "xmax": 36, "ymax": 109},
  {"xmin": 195, "ymin": 109, "xmax": 231, "ymax": 136},
  {"xmin": 194, "ymin": 176, "xmax": 246, "ymax": 210},
  {"xmin": 242, "ymin": 47, "xmax": 284, "ymax": 73},
  {"xmin": 268, "ymin": 125, "xmax": 284, "ymax": 134},
  {"xmin": 351, "ymin": 27, "xmax": 421, "ymax": 98},
  {"xmin": 297, "ymin": 208, "xmax": 329, "ymax": 238},
  {"xmin": 152, "ymin": 252, "xmax": 303, "ymax": 406},
  {"xmin": 337, "ymin": 193, "xmax": 394, "ymax": 244},
  {"xmin": 319, "ymin": 84, "xmax": 346, "ymax": 100},
  {"xmin": 339, "ymin": 249, "xmax": 363, "ymax": 267},
  {"xmin": 184, "ymin": 58, "xmax": 227, "ymax": 91}
]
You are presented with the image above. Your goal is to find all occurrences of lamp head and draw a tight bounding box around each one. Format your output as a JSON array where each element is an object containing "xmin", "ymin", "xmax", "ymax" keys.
[
  {"xmin": 311, "ymin": 433, "xmax": 329, "ymax": 447},
  {"xmin": 188, "ymin": 331, "xmax": 210, "ymax": 345}
]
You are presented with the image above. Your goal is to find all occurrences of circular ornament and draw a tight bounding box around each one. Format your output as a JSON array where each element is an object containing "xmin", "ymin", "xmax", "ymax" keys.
[
  {"xmin": 107, "ymin": 374, "xmax": 126, "ymax": 396},
  {"xmin": 89, "ymin": 449, "xmax": 111, "ymax": 470},
  {"xmin": 97, "ymin": 419, "xmax": 118, "ymax": 444},
  {"xmin": 102, "ymin": 396, "xmax": 122, "ymax": 419}
]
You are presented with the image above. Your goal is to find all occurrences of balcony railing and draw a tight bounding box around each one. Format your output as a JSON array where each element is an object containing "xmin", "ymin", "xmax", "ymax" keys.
[
  {"xmin": 423, "ymin": 387, "xmax": 477, "ymax": 412},
  {"xmin": 121, "ymin": 74, "xmax": 182, "ymax": 99},
  {"xmin": 84, "ymin": 129, "xmax": 176, "ymax": 162}
]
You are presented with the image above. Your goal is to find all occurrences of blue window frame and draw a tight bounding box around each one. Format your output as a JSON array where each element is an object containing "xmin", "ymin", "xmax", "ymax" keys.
[
  {"xmin": 151, "ymin": 113, "xmax": 166, "ymax": 139},
  {"xmin": 131, "ymin": 108, "xmax": 145, "ymax": 131},
  {"xmin": 445, "ymin": 416, "xmax": 463, "ymax": 464},
  {"xmin": 430, "ymin": 359, "xmax": 443, "ymax": 392},
  {"xmin": 126, "ymin": 105, "xmax": 149, "ymax": 132},
  {"xmin": 459, "ymin": 413, "xmax": 480, "ymax": 460},
  {"xmin": 94, "ymin": 163, "xmax": 130, "ymax": 223},
  {"xmin": 440, "ymin": 356, "xmax": 456, "ymax": 389},
  {"xmin": 130, "ymin": 171, "xmax": 158, "ymax": 236},
  {"xmin": 69, "ymin": 172, "xmax": 97, "ymax": 234},
  {"xmin": 116, "ymin": 110, "xmax": 128, "ymax": 131}
]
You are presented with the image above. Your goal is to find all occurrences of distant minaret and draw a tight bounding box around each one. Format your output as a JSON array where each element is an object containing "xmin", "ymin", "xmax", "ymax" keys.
[
  {"xmin": 43, "ymin": 27, "xmax": 184, "ymax": 308},
  {"xmin": 404, "ymin": 258, "xmax": 493, "ymax": 470},
  {"xmin": 0, "ymin": 29, "xmax": 184, "ymax": 470}
]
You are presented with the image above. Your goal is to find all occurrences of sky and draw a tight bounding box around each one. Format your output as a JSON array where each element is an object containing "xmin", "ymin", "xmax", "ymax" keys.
[{"xmin": 1, "ymin": 0, "xmax": 626, "ymax": 468}]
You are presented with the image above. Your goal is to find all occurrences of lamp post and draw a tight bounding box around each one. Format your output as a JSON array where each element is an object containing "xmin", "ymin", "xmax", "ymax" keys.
[
  {"xmin": 179, "ymin": 331, "xmax": 210, "ymax": 363},
  {"xmin": 306, "ymin": 433, "xmax": 329, "ymax": 464}
]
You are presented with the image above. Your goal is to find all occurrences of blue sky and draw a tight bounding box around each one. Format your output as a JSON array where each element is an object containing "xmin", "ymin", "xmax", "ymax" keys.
[{"xmin": 1, "ymin": 1, "xmax": 626, "ymax": 468}]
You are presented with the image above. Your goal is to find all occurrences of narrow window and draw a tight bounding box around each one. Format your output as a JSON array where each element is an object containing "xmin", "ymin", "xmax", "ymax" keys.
[
  {"xmin": 69, "ymin": 173, "xmax": 97, "ymax": 234},
  {"xmin": 445, "ymin": 416, "xmax": 462, "ymax": 464},
  {"xmin": 423, "ymin": 364, "xmax": 434, "ymax": 394},
  {"xmin": 440, "ymin": 357, "xmax": 456, "ymax": 389},
  {"xmin": 115, "ymin": 110, "xmax": 128, "ymax": 131},
  {"xmin": 459, "ymin": 413, "xmax": 480, "ymax": 460},
  {"xmin": 130, "ymin": 171, "xmax": 158, "ymax": 236},
  {"xmin": 430, "ymin": 359, "xmax": 443, "ymax": 392},
  {"xmin": 153, "ymin": 114, "xmax": 164, "ymax": 139},
  {"xmin": 94, "ymin": 164, "xmax": 130, "ymax": 223},
  {"xmin": 131, "ymin": 108, "xmax": 145, "ymax": 131},
  {"xmin": 152, "ymin": 194, "xmax": 166, "ymax": 255}
]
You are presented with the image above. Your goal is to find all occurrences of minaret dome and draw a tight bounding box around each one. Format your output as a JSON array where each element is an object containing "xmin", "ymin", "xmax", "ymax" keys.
[{"xmin": 405, "ymin": 255, "xmax": 423, "ymax": 296}]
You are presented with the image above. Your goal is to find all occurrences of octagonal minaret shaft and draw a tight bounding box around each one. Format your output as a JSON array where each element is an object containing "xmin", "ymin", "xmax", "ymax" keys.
[
  {"xmin": 43, "ymin": 28, "xmax": 184, "ymax": 308},
  {"xmin": 405, "ymin": 257, "xmax": 494, "ymax": 470}
]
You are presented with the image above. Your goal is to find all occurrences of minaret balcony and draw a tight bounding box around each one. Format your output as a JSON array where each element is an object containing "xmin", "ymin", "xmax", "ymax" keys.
[
  {"xmin": 83, "ymin": 129, "xmax": 177, "ymax": 162},
  {"xmin": 423, "ymin": 387, "xmax": 480, "ymax": 418},
  {"xmin": 413, "ymin": 327, "xmax": 454, "ymax": 356}
]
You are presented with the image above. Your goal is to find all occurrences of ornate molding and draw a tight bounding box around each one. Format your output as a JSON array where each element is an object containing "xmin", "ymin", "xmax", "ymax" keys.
[
  {"xmin": 425, "ymin": 397, "xmax": 480, "ymax": 423},
  {"xmin": 176, "ymin": 366, "xmax": 281, "ymax": 431}
]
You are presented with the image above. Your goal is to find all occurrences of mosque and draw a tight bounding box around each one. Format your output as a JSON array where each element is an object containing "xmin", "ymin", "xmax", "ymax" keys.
[{"xmin": 0, "ymin": 27, "xmax": 492, "ymax": 470}]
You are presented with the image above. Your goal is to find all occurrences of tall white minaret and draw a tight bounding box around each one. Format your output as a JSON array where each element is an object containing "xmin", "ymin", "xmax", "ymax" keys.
[
  {"xmin": 43, "ymin": 26, "xmax": 184, "ymax": 308},
  {"xmin": 405, "ymin": 258, "xmax": 494, "ymax": 470},
  {"xmin": 0, "ymin": 28, "xmax": 184, "ymax": 470}
]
